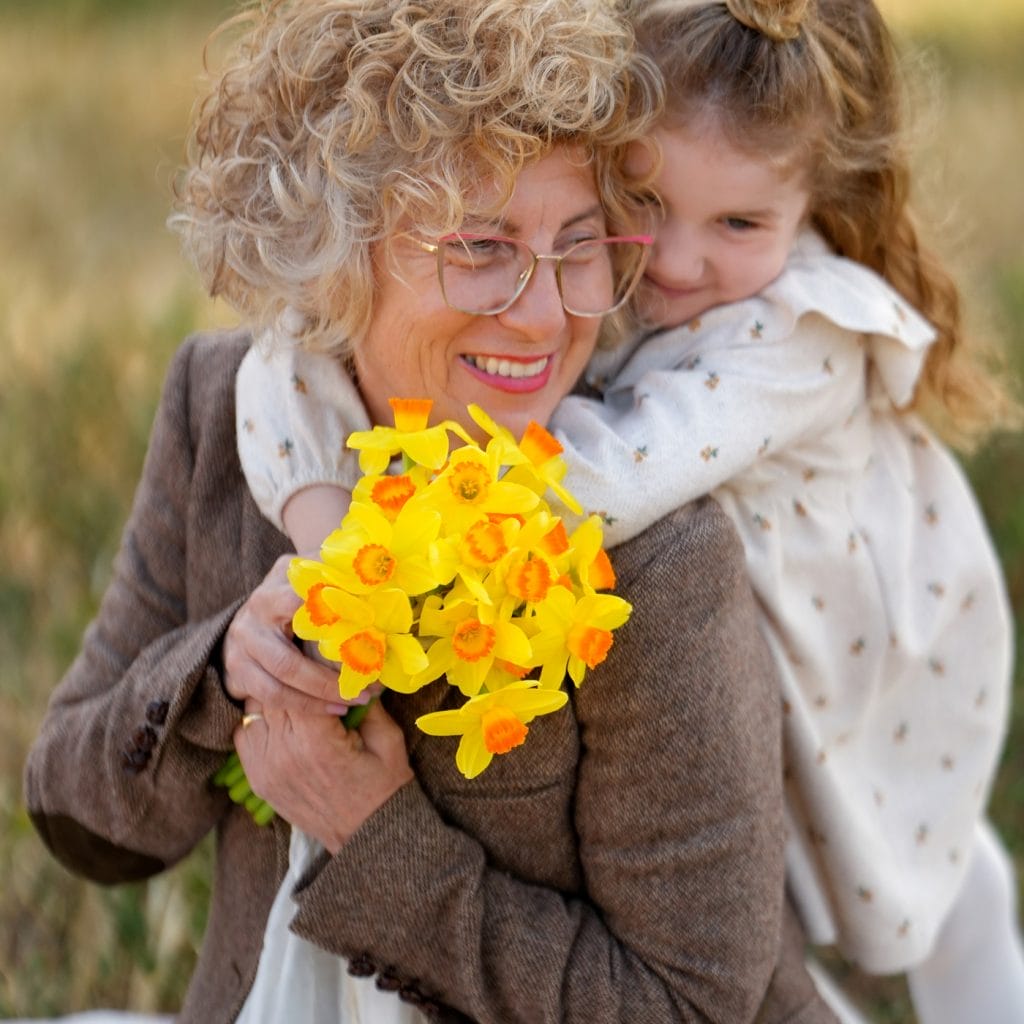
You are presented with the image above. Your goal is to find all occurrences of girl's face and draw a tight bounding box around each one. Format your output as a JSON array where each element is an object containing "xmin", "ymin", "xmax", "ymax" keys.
[{"xmin": 629, "ymin": 115, "xmax": 811, "ymax": 328}]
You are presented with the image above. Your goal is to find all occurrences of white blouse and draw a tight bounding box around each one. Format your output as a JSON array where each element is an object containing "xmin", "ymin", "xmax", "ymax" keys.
[
  {"xmin": 236, "ymin": 828, "xmax": 427, "ymax": 1024},
  {"xmin": 235, "ymin": 230, "xmax": 1012, "ymax": 974}
]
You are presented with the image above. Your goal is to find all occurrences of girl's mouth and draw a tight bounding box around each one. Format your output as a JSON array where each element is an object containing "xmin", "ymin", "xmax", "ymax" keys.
[
  {"xmin": 461, "ymin": 353, "xmax": 553, "ymax": 393},
  {"xmin": 644, "ymin": 275, "xmax": 705, "ymax": 300}
]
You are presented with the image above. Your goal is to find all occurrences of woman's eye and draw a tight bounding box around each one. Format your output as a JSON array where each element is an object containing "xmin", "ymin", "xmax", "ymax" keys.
[
  {"xmin": 441, "ymin": 236, "xmax": 511, "ymax": 268},
  {"xmin": 560, "ymin": 233, "xmax": 601, "ymax": 253},
  {"xmin": 447, "ymin": 236, "xmax": 499, "ymax": 254}
]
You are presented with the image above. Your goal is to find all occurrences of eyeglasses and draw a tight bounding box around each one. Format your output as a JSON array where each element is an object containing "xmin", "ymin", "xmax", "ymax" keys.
[{"xmin": 415, "ymin": 233, "xmax": 652, "ymax": 317}]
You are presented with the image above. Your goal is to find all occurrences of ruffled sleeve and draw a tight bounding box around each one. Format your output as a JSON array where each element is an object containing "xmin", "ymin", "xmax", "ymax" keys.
[
  {"xmin": 779, "ymin": 230, "xmax": 935, "ymax": 408},
  {"xmin": 550, "ymin": 230, "xmax": 937, "ymax": 547},
  {"xmin": 236, "ymin": 334, "xmax": 370, "ymax": 531}
]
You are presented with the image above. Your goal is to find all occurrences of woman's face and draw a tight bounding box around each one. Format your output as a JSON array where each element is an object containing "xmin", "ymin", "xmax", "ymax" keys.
[{"xmin": 353, "ymin": 148, "xmax": 604, "ymax": 439}]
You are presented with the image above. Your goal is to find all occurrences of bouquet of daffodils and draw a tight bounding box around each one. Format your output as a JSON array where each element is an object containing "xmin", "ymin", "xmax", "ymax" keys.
[{"xmin": 216, "ymin": 399, "xmax": 631, "ymax": 819}]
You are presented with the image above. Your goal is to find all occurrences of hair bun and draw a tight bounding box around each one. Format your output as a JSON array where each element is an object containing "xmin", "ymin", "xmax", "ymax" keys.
[{"xmin": 724, "ymin": 0, "xmax": 810, "ymax": 41}]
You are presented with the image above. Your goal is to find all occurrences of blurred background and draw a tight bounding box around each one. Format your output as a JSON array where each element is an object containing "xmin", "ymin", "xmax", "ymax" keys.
[{"xmin": 0, "ymin": 0, "xmax": 1021, "ymax": 1019}]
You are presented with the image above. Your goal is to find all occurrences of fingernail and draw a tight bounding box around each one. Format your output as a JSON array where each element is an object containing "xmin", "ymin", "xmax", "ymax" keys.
[{"xmin": 326, "ymin": 703, "xmax": 350, "ymax": 715}]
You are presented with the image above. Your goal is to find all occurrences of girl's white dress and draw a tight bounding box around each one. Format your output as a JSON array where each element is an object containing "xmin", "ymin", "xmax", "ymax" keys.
[{"xmin": 235, "ymin": 230, "xmax": 1012, "ymax": 975}]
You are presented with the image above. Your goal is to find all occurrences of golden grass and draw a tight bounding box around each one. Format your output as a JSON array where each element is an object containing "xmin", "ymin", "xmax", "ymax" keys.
[
  {"xmin": 1, "ymin": 2, "xmax": 1021, "ymax": 1019},
  {"xmin": 881, "ymin": 0, "xmax": 1024, "ymax": 33}
]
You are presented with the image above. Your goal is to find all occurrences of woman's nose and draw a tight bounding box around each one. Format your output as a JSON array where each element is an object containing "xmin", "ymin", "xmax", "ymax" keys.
[{"xmin": 496, "ymin": 260, "xmax": 567, "ymax": 340}]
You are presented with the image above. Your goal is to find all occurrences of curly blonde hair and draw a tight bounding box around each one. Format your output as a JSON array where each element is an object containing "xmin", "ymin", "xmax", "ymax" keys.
[
  {"xmin": 632, "ymin": 0, "xmax": 1020, "ymax": 447},
  {"xmin": 171, "ymin": 0, "xmax": 662, "ymax": 353}
]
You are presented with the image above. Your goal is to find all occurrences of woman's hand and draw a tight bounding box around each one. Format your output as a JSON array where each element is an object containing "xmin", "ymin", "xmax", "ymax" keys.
[
  {"xmin": 223, "ymin": 554, "xmax": 346, "ymax": 716},
  {"xmin": 234, "ymin": 701, "xmax": 414, "ymax": 852}
]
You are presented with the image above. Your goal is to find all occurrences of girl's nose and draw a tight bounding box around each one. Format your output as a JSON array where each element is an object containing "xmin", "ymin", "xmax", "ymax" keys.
[{"xmin": 653, "ymin": 224, "xmax": 705, "ymax": 285}]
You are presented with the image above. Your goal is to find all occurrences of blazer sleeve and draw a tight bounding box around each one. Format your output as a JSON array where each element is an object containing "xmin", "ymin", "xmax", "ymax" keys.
[
  {"xmin": 289, "ymin": 498, "xmax": 787, "ymax": 1023},
  {"xmin": 23, "ymin": 337, "xmax": 248, "ymax": 884}
]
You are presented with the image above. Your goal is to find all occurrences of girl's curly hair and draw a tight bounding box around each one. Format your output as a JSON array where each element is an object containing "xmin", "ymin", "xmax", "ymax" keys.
[{"xmin": 171, "ymin": 0, "xmax": 663, "ymax": 353}]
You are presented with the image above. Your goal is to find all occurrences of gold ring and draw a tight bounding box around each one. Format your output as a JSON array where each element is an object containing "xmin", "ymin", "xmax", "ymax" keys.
[{"xmin": 242, "ymin": 712, "xmax": 263, "ymax": 728}]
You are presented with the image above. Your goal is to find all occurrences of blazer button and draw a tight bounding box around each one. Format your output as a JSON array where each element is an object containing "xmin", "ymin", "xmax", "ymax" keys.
[
  {"xmin": 375, "ymin": 970, "xmax": 403, "ymax": 992},
  {"xmin": 347, "ymin": 953, "xmax": 376, "ymax": 977},
  {"xmin": 146, "ymin": 700, "xmax": 170, "ymax": 726},
  {"xmin": 398, "ymin": 984, "xmax": 425, "ymax": 1006},
  {"xmin": 120, "ymin": 748, "xmax": 150, "ymax": 774},
  {"xmin": 132, "ymin": 725, "xmax": 158, "ymax": 751}
]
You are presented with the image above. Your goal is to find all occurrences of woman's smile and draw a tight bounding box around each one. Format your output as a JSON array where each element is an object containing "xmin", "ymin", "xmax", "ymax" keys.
[{"xmin": 460, "ymin": 352, "xmax": 554, "ymax": 393}]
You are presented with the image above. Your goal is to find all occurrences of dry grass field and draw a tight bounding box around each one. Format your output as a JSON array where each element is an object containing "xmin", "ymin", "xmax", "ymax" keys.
[{"xmin": 1, "ymin": 0, "xmax": 1021, "ymax": 1019}]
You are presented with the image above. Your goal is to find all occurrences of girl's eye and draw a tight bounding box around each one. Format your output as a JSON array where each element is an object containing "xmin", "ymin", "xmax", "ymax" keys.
[{"xmin": 723, "ymin": 216, "xmax": 757, "ymax": 232}]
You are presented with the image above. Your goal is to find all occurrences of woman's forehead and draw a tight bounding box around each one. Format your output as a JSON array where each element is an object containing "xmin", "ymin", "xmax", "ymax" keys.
[
  {"xmin": 394, "ymin": 144, "xmax": 601, "ymax": 235},
  {"xmin": 464, "ymin": 145, "xmax": 598, "ymax": 221}
]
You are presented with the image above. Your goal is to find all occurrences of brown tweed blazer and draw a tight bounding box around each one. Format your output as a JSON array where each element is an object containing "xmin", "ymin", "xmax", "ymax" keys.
[{"xmin": 24, "ymin": 332, "xmax": 835, "ymax": 1023}]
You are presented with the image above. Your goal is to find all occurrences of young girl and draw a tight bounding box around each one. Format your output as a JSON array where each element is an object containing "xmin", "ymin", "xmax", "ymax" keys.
[{"xmin": 235, "ymin": 0, "xmax": 1024, "ymax": 1019}]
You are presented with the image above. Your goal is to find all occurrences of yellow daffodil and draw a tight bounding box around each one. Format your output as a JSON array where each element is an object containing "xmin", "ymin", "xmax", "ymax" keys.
[
  {"xmin": 273, "ymin": 398, "xmax": 633, "ymax": 785},
  {"xmin": 416, "ymin": 681, "xmax": 568, "ymax": 779},
  {"xmin": 347, "ymin": 397, "xmax": 473, "ymax": 475},
  {"xmin": 487, "ymin": 506, "xmax": 571, "ymax": 605},
  {"xmin": 422, "ymin": 446, "xmax": 540, "ymax": 537},
  {"xmin": 468, "ymin": 404, "xmax": 582, "ymax": 514},
  {"xmin": 428, "ymin": 514, "xmax": 524, "ymax": 606},
  {"xmin": 350, "ymin": 467, "xmax": 431, "ymax": 523},
  {"xmin": 413, "ymin": 591, "xmax": 533, "ymax": 697},
  {"xmin": 526, "ymin": 586, "xmax": 632, "ymax": 688},
  {"xmin": 319, "ymin": 495, "xmax": 445, "ymax": 595},
  {"xmin": 288, "ymin": 570, "xmax": 428, "ymax": 699},
  {"xmin": 567, "ymin": 515, "xmax": 617, "ymax": 592},
  {"xmin": 288, "ymin": 559, "xmax": 355, "ymax": 642}
]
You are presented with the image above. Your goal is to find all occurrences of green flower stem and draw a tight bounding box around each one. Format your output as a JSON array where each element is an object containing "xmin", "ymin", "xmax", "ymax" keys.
[
  {"xmin": 213, "ymin": 750, "xmax": 276, "ymax": 826},
  {"xmin": 342, "ymin": 699, "xmax": 374, "ymax": 730}
]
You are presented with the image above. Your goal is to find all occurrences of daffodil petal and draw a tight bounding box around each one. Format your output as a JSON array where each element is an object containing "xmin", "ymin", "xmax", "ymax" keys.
[
  {"xmin": 339, "ymin": 663, "xmax": 376, "ymax": 700},
  {"xmin": 415, "ymin": 708, "xmax": 469, "ymax": 736},
  {"xmin": 537, "ymin": 655, "xmax": 570, "ymax": 690},
  {"xmin": 493, "ymin": 623, "xmax": 533, "ymax": 665},
  {"xmin": 449, "ymin": 658, "xmax": 489, "ymax": 698},
  {"xmin": 568, "ymin": 654, "xmax": 587, "ymax": 688},
  {"xmin": 456, "ymin": 730, "xmax": 493, "ymax": 779},
  {"xmin": 389, "ymin": 632, "xmax": 430, "ymax": 675},
  {"xmin": 486, "ymin": 684, "xmax": 568, "ymax": 718},
  {"xmin": 400, "ymin": 426, "xmax": 452, "ymax": 469},
  {"xmin": 576, "ymin": 593, "xmax": 633, "ymax": 630},
  {"xmin": 356, "ymin": 447, "xmax": 392, "ymax": 475}
]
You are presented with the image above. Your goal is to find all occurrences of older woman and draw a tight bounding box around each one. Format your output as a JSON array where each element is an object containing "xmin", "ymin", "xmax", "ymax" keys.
[{"xmin": 24, "ymin": 1, "xmax": 834, "ymax": 1021}]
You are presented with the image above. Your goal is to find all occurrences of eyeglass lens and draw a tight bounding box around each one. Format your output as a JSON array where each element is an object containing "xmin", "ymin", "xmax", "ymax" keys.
[{"xmin": 436, "ymin": 236, "xmax": 647, "ymax": 316}]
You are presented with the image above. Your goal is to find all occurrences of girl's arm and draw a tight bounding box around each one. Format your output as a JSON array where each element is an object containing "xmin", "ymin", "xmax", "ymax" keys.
[
  {"xmin": 286, "ymin": 499, "xmax": 791, "ymax": 1022},
  {"xmin": 236, "ymin": 342, "xmax": 368, "ymax": 538},
  {"xmin": 554, "ymin": 249, "xmax": 937, "ymax": 548},
  {"xmin": 282, "ymin": 484, "xmax": 352, "ymax": 557},
  {"xmin": 552, "ymin": 297, "xmax": 865, "ymax": 546}
]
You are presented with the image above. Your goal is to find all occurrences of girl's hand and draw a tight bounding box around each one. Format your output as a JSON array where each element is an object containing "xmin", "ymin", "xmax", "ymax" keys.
[
  {"xmin": 223, "ymin": 554, "xmax": 347, "ymax": 716},
  {"xmin": 234, "ymin": 701, "xmax": 414, "ymax": 852}
]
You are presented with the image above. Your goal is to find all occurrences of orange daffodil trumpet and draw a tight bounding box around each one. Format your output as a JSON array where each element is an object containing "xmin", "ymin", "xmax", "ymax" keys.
[{"xmin": 287, "ymin": 399, "xmax": 632, "ymax": 778}]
